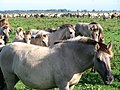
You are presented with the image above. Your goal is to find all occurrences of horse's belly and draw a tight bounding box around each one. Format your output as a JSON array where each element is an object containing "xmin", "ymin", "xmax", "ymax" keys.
[
  {"xmin": 16, "ymin": 71, "xmax": 56, "ymax": 89},
  {"xmin": 14, "ymin": 63, "xmax": 56, "ymax": 89}
]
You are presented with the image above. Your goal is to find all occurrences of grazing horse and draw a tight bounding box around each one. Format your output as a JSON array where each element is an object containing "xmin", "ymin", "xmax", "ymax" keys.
[
  {"xmin": 0, "ymin": 37, "xmax": 113, "ymax": 90},
  {"xmin": 75, "ymin": 22, "xmax": 104, "ymax": 43},
  {"xmin": 0, "ymin": 18, "xmax": 13, "ymax": 44},
  {"xmin": 48, "ymin": 24, "xmax": 75, "ymax": 46}
]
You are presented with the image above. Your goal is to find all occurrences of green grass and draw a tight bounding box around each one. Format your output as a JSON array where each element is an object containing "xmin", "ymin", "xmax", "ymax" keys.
[{"xmin": 7, "ymin": 17, "xmax": 120, "ymax": 90}]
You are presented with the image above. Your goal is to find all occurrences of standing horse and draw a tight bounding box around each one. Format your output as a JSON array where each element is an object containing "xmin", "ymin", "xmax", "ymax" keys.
[
  {"xmin": 48, "ymin": 24, "xmax": 75, "ymax": 46},
  {"xmin": 75, "ymin": 22, "xmax": 104, "ymax": 72},
  {"xmin": 0, "ymin": 37, "xmax": 113, "ymax": 90}
]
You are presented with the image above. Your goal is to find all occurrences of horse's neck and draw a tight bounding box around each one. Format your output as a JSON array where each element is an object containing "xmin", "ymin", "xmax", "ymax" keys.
[
  {"xmin": 49, "ymin": 29, "xmax": 66, "ymax": 45},
  {"xmin": 78, "ymin": 59, "xmax": 94, "ymax": 72},
  {"xmin": 55, "ymin": 29, "xmax": 66, "ymax": 39},
  {"xmin": 67, "ymin": 43, "xmax": 95, "ymax": 72}
]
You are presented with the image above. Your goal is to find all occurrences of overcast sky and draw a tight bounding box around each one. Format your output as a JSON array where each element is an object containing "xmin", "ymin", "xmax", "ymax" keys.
[{"xmin": 1, "ymin": 0, "xmax": 120, "ymax": 11}]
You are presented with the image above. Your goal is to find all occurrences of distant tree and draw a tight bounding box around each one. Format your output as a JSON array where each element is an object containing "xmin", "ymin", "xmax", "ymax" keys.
[
  {"xmin": 92, "ymin": 9, "xmax": 95, "ymax": 12},
  {"xmin": 77, "ymin": 10, "xmax": 80, "ymax": 12}
]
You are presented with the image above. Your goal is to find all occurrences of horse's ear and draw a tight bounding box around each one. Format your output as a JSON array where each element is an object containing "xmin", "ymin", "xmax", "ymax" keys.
[
  {"xmin": 35, "ymin": 34, "xmax": 41, "ymax": 38},
  {"xmin": 95, "ymin": 43, "xmax": 100, "ymax": 50},
  {"xmin": 107, "ymin": 41, "xmax": 112, "ymax": 50}
]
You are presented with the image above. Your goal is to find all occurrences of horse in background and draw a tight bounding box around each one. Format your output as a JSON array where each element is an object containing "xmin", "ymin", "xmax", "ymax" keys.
[
  {"xmin": 13, "ymin": 28, "xmax": 49, "ymax": 46},
  {"xmin": 31, "ymin": 33, "xmax": 49, "ymax": 46},
  {"xmin": 75, "ymin": 22, "xmax": 104, "ymax": 43},
  {"xmin": 13, "ymin": 27, "xmax": 31, "ymax": 44},
  {"xmin": 48, "ymin": 24, "xmax": 75, "ymax": 46},
  {"xmin": 0, "ymin": 18, "xmax": 13, "ymax": 44}
]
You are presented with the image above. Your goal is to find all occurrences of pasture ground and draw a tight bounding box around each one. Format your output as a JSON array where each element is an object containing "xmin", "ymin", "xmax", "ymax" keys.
[{"xmin": 7, "ymin": 17, "xmax": 120, "ymax": 90}]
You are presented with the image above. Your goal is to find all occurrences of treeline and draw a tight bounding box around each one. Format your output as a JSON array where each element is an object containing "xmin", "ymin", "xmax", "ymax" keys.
[
  {"xmin": 0, "ymin": 9, "xmax": 71, "ymax": 13},
  {"xmin": 0, "ymin": 9, "xmax": 119, "ymax": 13}
]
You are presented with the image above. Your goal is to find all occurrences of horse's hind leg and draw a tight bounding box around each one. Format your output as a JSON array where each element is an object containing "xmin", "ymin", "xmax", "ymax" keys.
[{"xmin": 3, "ymin": 72, "xmax": 19, "ymax": 90}]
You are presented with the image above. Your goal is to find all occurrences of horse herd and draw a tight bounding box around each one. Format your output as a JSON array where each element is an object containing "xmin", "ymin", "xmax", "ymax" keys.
[{"xmin": 0, "ymin": 18, "xmax": 114, "ymax": 90}]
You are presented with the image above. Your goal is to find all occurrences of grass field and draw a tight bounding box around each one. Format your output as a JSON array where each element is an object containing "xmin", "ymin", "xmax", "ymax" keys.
[{"xmin": 7, "ymin": 17, "xmax": 120, "ymax": 90}]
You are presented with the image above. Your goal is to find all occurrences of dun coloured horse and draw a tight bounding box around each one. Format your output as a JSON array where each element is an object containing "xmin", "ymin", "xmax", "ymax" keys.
[
  {"xmin": 13, "ymin": 27, "xmax": 31, "ymax": 44},
  {"xmin": 13, "ymin": 28, "xmax": 49, "ymax": 46},
  {"xmin": 0, "ymin": 37, "xmax": 113, "ymax": 90},
  {"xmin": 75, "ymin": 22, "xmax": 104, "ymax": 43},
  {"xmin": 31, "ymin": 34, "xmax": 49, "ymax": 46}
]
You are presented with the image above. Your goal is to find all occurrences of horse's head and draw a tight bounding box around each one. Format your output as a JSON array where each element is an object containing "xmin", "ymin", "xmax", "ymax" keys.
[
  {"xmin": 0, "ymin": 18, "xmax": 13, "ymax": 32},
  {"xmin": 23, "ymin": 30, "xmax": 32, "ymax": 44},
  {"xmin": 94, "ymin": 41, "xmax": 113, "ymax": 85},
  {"xmin": 89, "ymin": 22, "xmax": 104, "ymax": 43},
  {"xmin": 59, "ymin": 24, "xmax": 75, "ymax": 39},
  {"xmin": 15, "ymin": 27, "xmax": 25, "ymax": 39},
  {"xmin": 0, "ymin": 25, "xmax": 12, "ymax": 44},
  {"xmin": 33, "ymin": 34, "xmax": 49, "ymax": 46}
]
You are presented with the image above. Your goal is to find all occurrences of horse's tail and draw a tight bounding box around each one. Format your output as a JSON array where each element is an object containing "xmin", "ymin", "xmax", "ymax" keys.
[
  {"xmin": 0, "ymin": 45, "xmax": 6, "ymax": 89},
  {"xmin": 0, "ymin": 68, "xmax": 6, "ymax": 90}
]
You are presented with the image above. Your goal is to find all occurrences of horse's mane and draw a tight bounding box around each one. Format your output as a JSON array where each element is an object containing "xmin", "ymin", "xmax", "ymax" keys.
[
  {"xmin": 89, "ymin": 22, "xmax": 98, "ymax": 24},
  {"xmin": 54, "ymin": 36, "xmax": 97, "ymax": 45},
  {"xmin": 59, "ymin": 24, "xmax": 75, "ymax": 30},
  {"xmin": 0, "ymin": 18, "xmax": 6, "ymax": 22},
  {"xmin": 54, "ymin": 36, "xmax": 112, "ymax": 55},
  {"xmin": 25, "ymin": 30, "xmax": 31, "ymax": 35}
]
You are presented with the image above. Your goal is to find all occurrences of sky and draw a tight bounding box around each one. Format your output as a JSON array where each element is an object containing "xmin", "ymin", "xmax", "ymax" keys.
[{"xmin": 1, "ymin": 0, "xmax": 120, "ymax": 11}]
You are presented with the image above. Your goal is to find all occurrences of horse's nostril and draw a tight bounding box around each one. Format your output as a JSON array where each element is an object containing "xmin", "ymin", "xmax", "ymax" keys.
[
  {"xmin": 105, "ymin": 75, "xmax": 114, "ymax": 85},
  {"xmin": 0, "ymin": 43, "xmax": 3, "ymax": 45},
  {"xmin": 109, "ymin": 76, "xmax": 114, "ymax": 82}
]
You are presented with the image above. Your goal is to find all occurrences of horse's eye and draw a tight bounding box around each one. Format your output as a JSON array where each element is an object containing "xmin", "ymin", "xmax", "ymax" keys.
[
  {"xmin": 97, "ymin": 58, "xmax": 101, "ymax": 62},
  {"xmin": 70, "ymin": 32, "xmax": 72, "ymax": 34},
  {"xmin": 3, "ymin": 26, "xmax": 8, "ymax": 29},
  {"xmin": 43, "ymin": 35, "xmax": 46, "ymax": 37},
  {"xmin": 5, "ymin": 23, "xmax": 8, "ymax": 25}
]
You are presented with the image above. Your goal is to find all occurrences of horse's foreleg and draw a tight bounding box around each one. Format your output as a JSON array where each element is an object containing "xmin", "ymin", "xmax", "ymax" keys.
[
  {"xmin": 69, "ymin": 85, "xmax": 75, "ymax": 90},
  {"xmin": 57, "ymin": 82, "xmax": 70, "ymax": 90},
  {"xmin": 3, "ymin": 72, "xmax": 19, "ymax": 90}
]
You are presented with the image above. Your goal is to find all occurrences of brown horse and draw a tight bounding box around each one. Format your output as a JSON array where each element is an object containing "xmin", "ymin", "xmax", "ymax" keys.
[
  {"xmin": 0, "ymin": 37, "xmax": 113, "ymax": 90},
  {"xmin": 0, "ymin": 18, "xmax": 13, "ymax": 44}
]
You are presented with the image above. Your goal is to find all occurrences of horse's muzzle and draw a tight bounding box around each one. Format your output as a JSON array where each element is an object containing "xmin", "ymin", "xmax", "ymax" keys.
[{"xmin": 104, "ymin": 75, "xmax": 114, "ymax": 85}]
